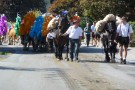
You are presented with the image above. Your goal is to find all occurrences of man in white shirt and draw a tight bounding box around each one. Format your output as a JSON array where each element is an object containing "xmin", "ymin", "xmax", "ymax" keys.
[
  {"xmin": 116, "ymin": 16, "xmax": 133, "ymax": 64},
  {"xmin": 62, "ymin": 19, "xmax": 83, "ymax": 61}
]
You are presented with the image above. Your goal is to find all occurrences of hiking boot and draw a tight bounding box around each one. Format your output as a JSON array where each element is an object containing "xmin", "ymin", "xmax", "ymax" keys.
[
  {"xmin": 74, "ymin": 58, "xmax": 80, "ymax": 63},
  {"xmin": 120, "ymin": 58, "xmax": 123, "ymax": 64},
  {"xmin": 123, "ymin": 59, "xmax": 126, "ymax": 64},
  {"xmin": 76, "ymin": 60, "xmax": 80, "ymax": 63},
  {"xmin": 110, "ymin": 59, "xmax": 116, "ymax": 63},
  {"xmin": 70, "ymin": 58, "xmax": 73, "ymax": 62}
]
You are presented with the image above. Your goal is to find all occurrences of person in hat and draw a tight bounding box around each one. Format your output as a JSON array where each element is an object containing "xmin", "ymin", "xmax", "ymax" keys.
[
  {"xmin": 116, "ymin": 16, "xmax": 133, "ymax": 64},
  {"xmin": 62, "ymin": 19, "xmax": 83, "ymax": 62},
  {"xmin": 46, "ymin": 30, "xmax": 55, "ymax": 52}
]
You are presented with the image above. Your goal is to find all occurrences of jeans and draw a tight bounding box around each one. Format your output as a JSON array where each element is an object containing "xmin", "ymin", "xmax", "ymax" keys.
[
  {"xmin": 48, "ymin": 39, "xmax": 53, "ymax": 50},
  {"xmin": 69, "ymin": 38, "xmax": 80, "ymax": 60},
  {"xmin": 85, "ymin": 33, "xmax": 90, "ymax": 42}
]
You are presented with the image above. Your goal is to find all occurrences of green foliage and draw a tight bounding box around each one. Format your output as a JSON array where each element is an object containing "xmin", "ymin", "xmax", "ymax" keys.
[
  {"xmin": 129, "ymin": 21, "xmax": 135, "ymax": 41},
  {"xmin": 48, "ymin": 0, "xmax": 82, "ymax": 17},
  {"xmin": 0, "ymin": 52, "xmax": 10, "ymax": 55},
  {"xmin": 0, "ymin": 0, "xmax": 46, "ymax": 21},
  {"xmin": 33, "ymin": 10, "xmax": 42, "ymax": 17},
  {"xmin": 129, "ymin": 21, "xmax": 135, "ymax": 33},
  {"xmin": 49, "ymin": 0, "xmax": 135, "ymax": 21},
  {"xmin": 80, "ymin": 17, "xmax": 94, "ymax": 30},
  {"xmin": 80, "ymin": 0, "xmax": 126, "ymax": 20},
  {"xmin": 80, "ymin": 19, "xmax": 86, "ymax": 30}
]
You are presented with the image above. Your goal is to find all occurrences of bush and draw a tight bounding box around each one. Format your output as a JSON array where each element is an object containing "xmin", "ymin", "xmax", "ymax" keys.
[
  {"xmin": 129, "ymin": 21, "xmax": 135, "ymax": 32},
  {"xmin": 129, "ymin": 21, "xmax": 135, "ymax": 36},
  {"xmin": 80, "ymin": 19, "xmax": 86, "ymax": 30},
  {"xmin": 80, "ymin": 17, "xmax": 94, "ymax": 30},
  {"xmin": 129, "ymin": 21, "xmax": 135, "ymax": 47}
]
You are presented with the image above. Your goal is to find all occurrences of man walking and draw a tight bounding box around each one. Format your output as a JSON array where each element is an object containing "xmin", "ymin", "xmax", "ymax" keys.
[
  {"xmin": 62, "ymin": 19, "xmax": 83, "ymax": 62},
  {"xmin": 116, "ymin": 16, "xmax": 133, "ymax": 64}
]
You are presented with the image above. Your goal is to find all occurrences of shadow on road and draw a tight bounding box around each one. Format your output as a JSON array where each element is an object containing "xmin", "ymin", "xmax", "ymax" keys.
[
  {"xmin": 80, "ymin": 46, "xmax": 104, "ymax": 53},
  {"xmin": 80, "ymin": 60, "xmax": 105, "ymax": 63},
  {"xmin": 0, "ymin": 66, "xmax": 60, "ymax": 72},
  {"xmin": 79, "ymin": 60, "xmax": 121, "ymax": 65},
  {"xmin": 0, "ymin": 46, "xmax": 49, "ymax": 54},
  {"xmin": 0, "ymin": 45, "xmax": 104, "ymax": 55}
]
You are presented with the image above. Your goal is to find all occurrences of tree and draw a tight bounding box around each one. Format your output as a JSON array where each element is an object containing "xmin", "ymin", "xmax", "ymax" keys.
[
  {"xmin": 48, "ymin": 0, "xmax": 135, "ymax": 21},
  {"xmin": 48, "ymin": 0, "xmax": 82, "ymax": 17},
  {"xmin": 0, "ymin": 0, "xmax": 47, "ymax": 21},
  {"xmin": 80, "ymin": 0, "xmax": 135, "ymax": 20},
  {"xmin": 118, "ymin": 0, "xmax": 135, "ymax": 20}
]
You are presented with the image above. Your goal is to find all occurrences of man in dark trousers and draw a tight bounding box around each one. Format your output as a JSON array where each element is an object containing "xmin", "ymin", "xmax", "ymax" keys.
[
  {"xmin": 84, "ymin": 22, "xmax": 91, "ymax": 47},
  {"xmin": 62, "ymin": 19, "xmax": 83, "ymax": 62}
]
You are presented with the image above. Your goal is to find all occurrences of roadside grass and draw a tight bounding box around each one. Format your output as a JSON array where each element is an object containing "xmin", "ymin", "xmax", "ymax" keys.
[
  {"xmin": 0, "ymin": 52, "xmax": 11, "ymax": 55},
  {"xmin": 133, "ymin": 35, "xmax": 135, "ymax": 47},
  {"xmin": 0, "ymin": 58, "xmax": 3, "ymax": 61},
  {"xmin": 0, "ymin": 52, "xmax": 11, "ymax": 61}
]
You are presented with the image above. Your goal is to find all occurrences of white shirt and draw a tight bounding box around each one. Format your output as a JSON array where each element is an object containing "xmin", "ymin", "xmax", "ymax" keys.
[
  {"xmin": 117, "ymin": 23, "xmax": 133, "ymax": 37},
  {"xmin": 47, "ymin": 32, "xmax": 55, "ymax": 39},
  {"xmin": 66, "ymin": 25, "xmax": 83, "ymax": 39},
  {"xmin": 91, "ymin": 25, "xmax": 95, "ymax": 32}
]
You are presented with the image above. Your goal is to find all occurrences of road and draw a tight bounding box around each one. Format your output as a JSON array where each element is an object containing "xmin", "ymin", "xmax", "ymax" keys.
[{"xmin": 0, "ymin": 44, "xmax": 135, "ymax": 90}]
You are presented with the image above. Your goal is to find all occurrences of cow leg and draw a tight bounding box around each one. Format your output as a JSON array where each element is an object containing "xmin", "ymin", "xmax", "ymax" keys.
[
  {"xmin": 110, "ymin": 50, "xmax": 116, "ymax": 63},
  {"xmin": 105, "ymin": 49, "xmax": 110, "ymax": 62},
  {"xmin": 58, "ymin": 46, "xmax": 61, "ymax": 60},
  {"xmin": 103, "ymin": 43, "xmax": 110, "ymax": 62},
  {"xmin": 27, "ymin": 39, "xmax": 31, "ymax": 51},
  {"xmin": 13, "ymin": 37, "xmax": 15, "ymax": 45},
  {"xmin": 60, "ymin": 46, "xmax": 64, "ymax": 60},
  {"xmin": 110, "ymin": 47, "xmax": 113, "ymax": 62},
  {"xmin": 0, "ymin": 36, "xmax": 3, "ymax": 45},
  {"xmin": 106, "ymin": 48, "xmax": 110, "ymax": 62},
  {"xmin": 8, "ymin": 38, "xmax": 10, "ymax": 45},
  {"xmin": 55, "ymin": 47, "xmax": 57, "ymax": 58},
  {"xmin": 54, "ymin": 45, "xmax": 58, "ymax": 58},
  {"xmin": 50, "ymin": 39, "xmax": 54, "ymax": 52},
  {"xmin": 65, "ymin": 40, "xmax": 69, "ymax": 61},
  {"xmin": 32, "ymin": 40, "xmax": 35, "ymax": 51},
  {"xmin": 111, "ymin": 43, "xmax": 116, "ymax": 63}
]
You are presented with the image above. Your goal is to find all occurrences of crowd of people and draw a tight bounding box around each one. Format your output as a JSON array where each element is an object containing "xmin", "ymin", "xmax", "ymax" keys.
[
  {"xmin": 84, "ymin": 21, "xmax": 101, "ymax": 47},
  {"xmin": 83, "ymin": 16, "xmax": 133, "ymax": 64},
  {"xmin": 0, "ymin": 12, "xmax": 134, "ymax": 64}
]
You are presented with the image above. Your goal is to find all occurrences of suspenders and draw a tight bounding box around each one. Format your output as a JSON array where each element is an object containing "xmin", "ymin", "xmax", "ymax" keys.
[{"xmin": 119, "ymin": 24, "xmax": 130, "ymax": 37}]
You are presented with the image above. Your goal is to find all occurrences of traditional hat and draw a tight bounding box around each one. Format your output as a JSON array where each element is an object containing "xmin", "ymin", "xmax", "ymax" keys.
[
  {"xmin": 62, "ymin": 10, "xmax": 68, "ymax": 15},
  {"xmin": 71, "ymin": 16, "xmax": 80, "ymax": 23},
  {"xmin": 73, "ymin": 20, "xmax": 78, "ymax": 23}
]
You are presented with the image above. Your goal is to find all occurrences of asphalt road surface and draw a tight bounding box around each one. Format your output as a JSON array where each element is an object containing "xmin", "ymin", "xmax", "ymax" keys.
[{"xmin": 0, "ymin": 44, "xmax": 135, "ymax": 90}]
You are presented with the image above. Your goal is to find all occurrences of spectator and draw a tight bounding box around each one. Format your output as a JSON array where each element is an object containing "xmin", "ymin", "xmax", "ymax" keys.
[
  {"xmin": 84, "ymin": 22, "xmax": 91, "ymax": 46},
  {"xmin": 91, "ymin": 21, "xmax": 96, "ymax": 46}
]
